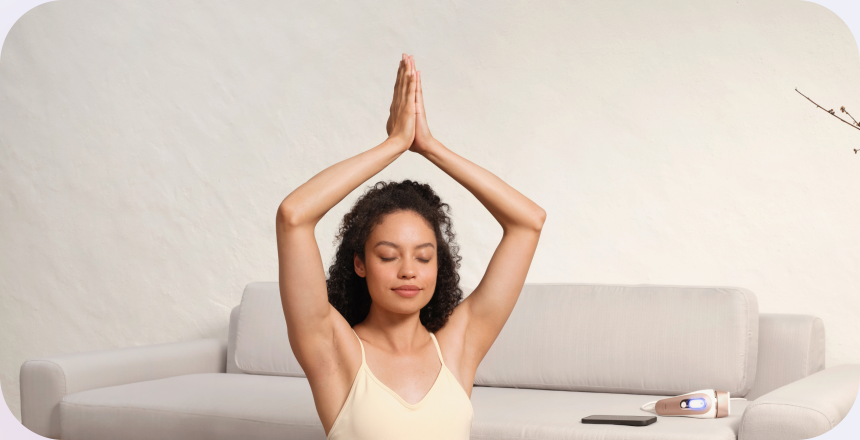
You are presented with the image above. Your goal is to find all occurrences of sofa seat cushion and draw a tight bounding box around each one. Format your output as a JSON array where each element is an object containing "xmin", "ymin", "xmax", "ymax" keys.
[
  {"xmin": 470, "ymin": 386, "xmax": 752, "ymax": 440},
  {"xmin": 59, "ymin": 373, "xmax": 325, "ymax": 440},
  {"xmin": 59, "ymin": 372, "xmax": 752, "ymax": 440}
]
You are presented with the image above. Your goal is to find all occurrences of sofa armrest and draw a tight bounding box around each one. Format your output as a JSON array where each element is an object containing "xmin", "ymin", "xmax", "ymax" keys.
[
  {"xmin": 738, "ymin": 364, "xmax": 860, "ymax": 440},
  {"xmin": 20, "ymin": 338, "xmax": 227, "ymax": 439}
]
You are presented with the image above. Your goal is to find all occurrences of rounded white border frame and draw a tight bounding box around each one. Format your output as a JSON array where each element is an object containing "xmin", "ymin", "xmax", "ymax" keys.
[{"xmin": 0, "ymin": 0, "xmax": 857, "ymax": 438}]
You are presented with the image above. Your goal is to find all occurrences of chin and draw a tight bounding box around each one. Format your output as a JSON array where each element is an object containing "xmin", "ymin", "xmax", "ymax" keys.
[{"xmin": 378, "ymin": 293, "xmax": 431, "ymax": 315}]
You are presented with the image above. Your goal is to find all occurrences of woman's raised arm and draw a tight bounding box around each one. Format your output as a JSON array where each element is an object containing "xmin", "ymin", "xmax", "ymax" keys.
[
  {"xmin": 409, "ymin": 63, "xmax": 546, "ymax": 381},
  {"xmin": 276, "ymin": 55, "xmax": 417, "ymax": 368}
]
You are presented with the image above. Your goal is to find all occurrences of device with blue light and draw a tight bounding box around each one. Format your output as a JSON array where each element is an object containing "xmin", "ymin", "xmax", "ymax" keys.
[
  {"xmin": 581, "ymin": 389, "xmax": 748, "ymax": 425},
  {"xmin": 639, "ymin": 389, "xmax": 747, "ymax": 419}
]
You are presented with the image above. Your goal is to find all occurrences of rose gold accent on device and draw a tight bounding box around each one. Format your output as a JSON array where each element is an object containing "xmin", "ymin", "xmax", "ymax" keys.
[
  {"xmin": 715, "ymin": 390, "xmax": 729, "ymax": 418},
  {"xmin": 655, "ymin": 393, "xmax": 712, "ymax": 416}
]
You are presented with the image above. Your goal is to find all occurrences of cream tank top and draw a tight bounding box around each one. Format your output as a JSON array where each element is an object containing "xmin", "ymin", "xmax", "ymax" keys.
[{"xmin": 326, "ymin": 328, "xmax": 474, "ymax": 440}]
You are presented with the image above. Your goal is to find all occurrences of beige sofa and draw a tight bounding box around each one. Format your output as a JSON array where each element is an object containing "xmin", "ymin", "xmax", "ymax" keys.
[{"xmin": 20, "ymin": 282, "xmax": 860, "ymax": 440}]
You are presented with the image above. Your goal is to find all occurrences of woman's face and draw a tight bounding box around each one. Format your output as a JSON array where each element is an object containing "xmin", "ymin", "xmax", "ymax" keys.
[{"xmin": 354, "ymin": 210, "xmax": 438, "ymax": 315}]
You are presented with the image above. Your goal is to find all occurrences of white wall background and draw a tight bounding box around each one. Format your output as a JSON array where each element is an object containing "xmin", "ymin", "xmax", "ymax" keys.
[{"xmin": 1, "ymin": 0, "xmax": 859, "ymax": 423}]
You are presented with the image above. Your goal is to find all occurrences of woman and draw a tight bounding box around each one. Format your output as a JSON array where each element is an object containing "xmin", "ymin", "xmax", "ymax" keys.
[{"xmin": 276, "ymin": 53, "xmax": 546, "ymax": 439}]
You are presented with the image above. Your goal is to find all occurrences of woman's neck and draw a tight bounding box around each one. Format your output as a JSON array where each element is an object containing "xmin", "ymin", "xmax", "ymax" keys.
[{"xmin": 356, "ymin": 304, "xmax": 430, "ymax": 354}]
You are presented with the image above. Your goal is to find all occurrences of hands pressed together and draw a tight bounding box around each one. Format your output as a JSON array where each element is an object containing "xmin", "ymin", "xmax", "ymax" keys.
[{"xmin": 386, "ymin": 53, "xmax": 434, "ymax": 155}]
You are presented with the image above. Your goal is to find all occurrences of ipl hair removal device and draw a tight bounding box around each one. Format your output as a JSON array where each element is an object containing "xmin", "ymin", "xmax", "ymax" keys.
[{"xmin": 640, "ymin": 389, "xmax": 741, "ymax": 419}]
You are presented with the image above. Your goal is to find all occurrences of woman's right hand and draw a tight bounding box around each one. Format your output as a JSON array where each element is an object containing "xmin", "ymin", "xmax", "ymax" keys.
[{"xmin": 386, "ymin": 54, "xmax": 417, "ymax": 151}]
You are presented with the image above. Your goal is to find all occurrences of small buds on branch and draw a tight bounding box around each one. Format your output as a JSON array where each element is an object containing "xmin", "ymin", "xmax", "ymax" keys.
[{"xmin": 796, "ymin": 88, "xmax": 860, "ymax": 153}]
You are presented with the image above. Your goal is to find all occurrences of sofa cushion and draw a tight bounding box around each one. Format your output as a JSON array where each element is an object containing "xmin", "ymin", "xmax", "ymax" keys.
[
  {"xmin": 234, "ymin": 282, "xmax": 306, "ymax": 377},
  {"xmin": 232, "ymin": 282, "xmax": 759, "ymax": 396},
  {"xmin": 470, "ymin": 385, "xmax": 752, "ymax": 440},
  {"xmin": 60, "ymin": 373, "xmax": 324, "ymax": 440},
  {"xmin": 474, "ymin": 283, "xmax": 759, "ymax": 397},
  {"xmin": 58, "ymin": 373, "xmax": 752, "ymax": 440}
]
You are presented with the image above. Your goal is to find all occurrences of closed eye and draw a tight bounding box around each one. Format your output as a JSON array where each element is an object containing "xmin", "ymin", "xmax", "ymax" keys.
[{"xmin": 381, "ymin": 257, "xmax": 431, "ymax": 263}]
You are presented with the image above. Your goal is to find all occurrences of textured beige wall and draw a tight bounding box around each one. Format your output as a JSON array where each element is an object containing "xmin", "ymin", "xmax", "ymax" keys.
[{"xmin": 1, "ymin": 0, "xmax": 859, "ymax": 423}]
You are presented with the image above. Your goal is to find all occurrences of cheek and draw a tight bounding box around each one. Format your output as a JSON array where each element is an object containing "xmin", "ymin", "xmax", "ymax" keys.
[
  {"xmin": 366, "ymin": 260, "xmax": 396, "ymax": 279},
  {"xmin": 421, "ymin": 260, "xmax": 439, "ymax": 280}
]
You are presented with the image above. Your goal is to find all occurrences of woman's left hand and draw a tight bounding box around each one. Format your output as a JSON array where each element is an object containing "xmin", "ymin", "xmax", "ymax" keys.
[{"xmin": 409, "ymin": 57, "xmax": 434, "ymax": 155}]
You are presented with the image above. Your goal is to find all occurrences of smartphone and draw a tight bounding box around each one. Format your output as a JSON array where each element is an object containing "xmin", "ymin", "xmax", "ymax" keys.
[{"xmin": 582, "ymin": 415, "xmax": 657, "ymax": 426}]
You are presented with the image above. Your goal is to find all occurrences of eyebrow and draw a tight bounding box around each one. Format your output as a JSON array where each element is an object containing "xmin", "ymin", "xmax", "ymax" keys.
[{"xmin": 373, "ymin": 241, "xmax": 435, "ymax": 250}]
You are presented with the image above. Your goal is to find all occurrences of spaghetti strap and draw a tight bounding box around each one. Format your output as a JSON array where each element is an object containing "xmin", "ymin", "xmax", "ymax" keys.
[
  {"xmin": 350, "ymin": 328, "xmax": 366, "ymax": 365},
  {"xmin": 429, "ymin": 333, "xmax": 446, "ymax": 367}
]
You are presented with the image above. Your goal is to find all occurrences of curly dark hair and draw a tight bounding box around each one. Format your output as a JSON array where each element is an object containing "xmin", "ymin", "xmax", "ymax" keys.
[{"xmin": 326, "ymin": 179, "xmax": 463, "ymax": 332}]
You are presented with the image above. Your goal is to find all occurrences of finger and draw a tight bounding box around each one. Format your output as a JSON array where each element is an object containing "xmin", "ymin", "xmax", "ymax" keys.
[
  {"xmin": 409, "ymin": 56, "xmax": 419, "ymax": 104},
  {"xmin": 413, "ymin": 57, "xmax": 418, "ymax": 95},
  {"xmin": 400, "ymin": 54, "xmax": 411, "ymax": 107},
  {"xmin": 416, "ymin": 70, "xmax": 424, "ymax": 114},
  {"xmin": 393, "ymin": 56, "xmax": 405, "ymax": 107},
  {"xmin": 397, "ymin": 55, "xmax": 408, "ymax": 94},
  {"xmin": 394, "ymin": 55, "xmax": 403, "ymax": 91},
  {"xmin": 407, "ymin": 62, "xmax": 417, "ymax": 113}
]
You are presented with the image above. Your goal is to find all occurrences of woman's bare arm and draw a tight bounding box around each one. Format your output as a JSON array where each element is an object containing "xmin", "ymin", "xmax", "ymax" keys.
[
  {"xmin": 276, "ymin": 55, "xmax": 417, "ymax": 370},
  {"xmin": 409, "ymin": 65, "xmax": 546, "ymax": 378},
  {"xmin": 419, "ymin": 139, "xmax": 545, "ymax": 368}
]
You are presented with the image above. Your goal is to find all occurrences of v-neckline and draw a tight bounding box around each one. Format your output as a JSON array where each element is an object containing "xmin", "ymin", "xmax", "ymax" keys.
[{"xmin": 360, "ymin": 333, "xmax": 445, "ymax": 409}]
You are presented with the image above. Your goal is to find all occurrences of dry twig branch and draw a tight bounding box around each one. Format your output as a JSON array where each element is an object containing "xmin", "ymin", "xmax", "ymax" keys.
[{"xmin": 795, "ymin": 88, "xmax": 860, "ymax": 153}]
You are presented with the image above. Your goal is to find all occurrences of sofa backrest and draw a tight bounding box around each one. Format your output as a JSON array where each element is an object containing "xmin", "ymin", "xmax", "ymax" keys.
[
  {"xmin": 472, "ymin": 283, "xmax": 759, "ymax": 397},
  {"xmin": 233, "ymin": 282, "xmax": 306, "ymax": 377},
  {"xmin": 743, "ymin": 313, "xmax": 825, "ymax": 400},
  {"xmin": 229, "ymin": 282, "xmax": 759, "ymax": 397}
]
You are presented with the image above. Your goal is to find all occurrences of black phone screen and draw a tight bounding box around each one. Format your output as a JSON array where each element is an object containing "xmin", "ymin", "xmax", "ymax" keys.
[{"xmin": 581, "ymin": 415, "xmax": 657, "ymax": 426}]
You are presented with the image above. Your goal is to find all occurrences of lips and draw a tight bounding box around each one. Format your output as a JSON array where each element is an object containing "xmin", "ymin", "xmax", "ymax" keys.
[{"xmin": 393, "ymin": 285, "xmax": 420, "ymax": 298}]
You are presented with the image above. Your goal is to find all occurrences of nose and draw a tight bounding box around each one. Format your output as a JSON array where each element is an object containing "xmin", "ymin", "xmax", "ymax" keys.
[{"xmin": 398, "ymin": 258, "xmax": 416, "ymax": 279}]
